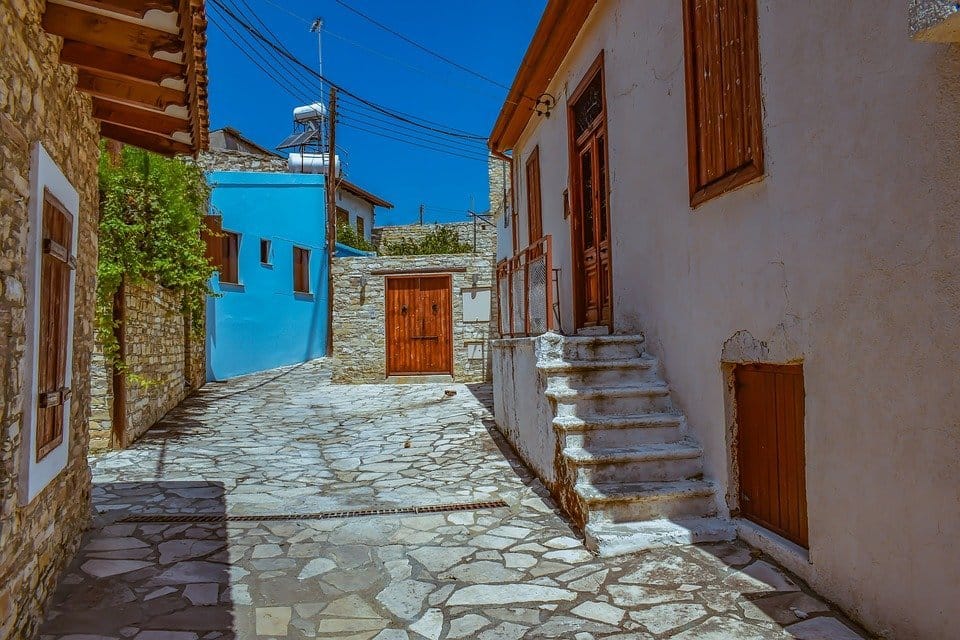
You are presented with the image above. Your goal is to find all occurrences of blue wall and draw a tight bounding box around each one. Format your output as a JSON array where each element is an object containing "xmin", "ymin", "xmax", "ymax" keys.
[{"xmin": 206, "ymin": 172, "xmax": 329, "ymax": 381}]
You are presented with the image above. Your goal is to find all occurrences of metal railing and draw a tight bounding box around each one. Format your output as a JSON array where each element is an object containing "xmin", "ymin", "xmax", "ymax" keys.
[{"xmin": 496, "ymin": 235, "xmax": 554, "ymax": 337}]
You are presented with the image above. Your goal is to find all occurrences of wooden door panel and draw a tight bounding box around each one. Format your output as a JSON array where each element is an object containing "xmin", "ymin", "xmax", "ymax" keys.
[
  {"xmin": 386, "ymin": 276, "xmax": 452, "ymax": 375},
  {"xmin": 735, "ymin": 363, "xmax": 807, "ymax": 548}
]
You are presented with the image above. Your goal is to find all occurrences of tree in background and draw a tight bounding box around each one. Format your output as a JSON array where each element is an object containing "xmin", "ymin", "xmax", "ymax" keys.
[
  {"xmin": 381, "ymin": 225, "xmax": 473, "ymax": 256},
  {"xmin": 335, "ymin": 222, "xmax": 375, "ymax": 252}
]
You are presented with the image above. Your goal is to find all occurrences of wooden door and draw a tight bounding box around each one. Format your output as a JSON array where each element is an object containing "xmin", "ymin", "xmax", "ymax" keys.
[
  {"xmin": 37, "ymin": 193, "xmax": 74, "ymax": 461},
  {"xmin": 385, "ymin": 276, "xmax": 452, "ymax": 375},
  {"xmin": 735, "ymin": 363, "xmax": 808, "ymax": 548},
  {"xmin": 569, "ymin": 55, "xmax": 612, "ymax": 331}
]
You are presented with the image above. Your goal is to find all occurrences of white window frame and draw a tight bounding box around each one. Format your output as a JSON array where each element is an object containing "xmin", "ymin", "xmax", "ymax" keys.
[{"xmin": 19, "ymin": 143, "xmax": 80, "ymax": 505}]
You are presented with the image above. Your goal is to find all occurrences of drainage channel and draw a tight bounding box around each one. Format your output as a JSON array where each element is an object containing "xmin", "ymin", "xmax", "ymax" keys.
[{"xmin": 117, "ymin": 499, "xmax": 509, "ymax": 523}]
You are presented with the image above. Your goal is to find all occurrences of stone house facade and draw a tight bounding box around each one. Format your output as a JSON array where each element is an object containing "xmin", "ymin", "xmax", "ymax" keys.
[
  {"xmin": 488, "ymin": 1, "xmax": 960, "ymax": 638},
  {"xmin": 0, "ymin": 0, "xmax": 208, "ymax": 636},
  {"xmin": 89, "ymin": 281, "xmax": 205, "ymax": 453},
  {"xmin": 333, "ymin": 222, "xmax": 497, "ymax": 383}
]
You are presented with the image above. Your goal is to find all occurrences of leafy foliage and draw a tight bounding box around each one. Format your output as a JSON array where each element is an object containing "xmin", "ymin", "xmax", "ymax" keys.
[
  {"xmin": 380, "ymin": 225, "xmax": 474, "ymax": 256},
  {"xmin": 96, "ymin": 143, "xmax": 213, "ymax": 369},
  {"xmin": 336, "ymin": 222, "xmax": 375, "ymax": 252}
]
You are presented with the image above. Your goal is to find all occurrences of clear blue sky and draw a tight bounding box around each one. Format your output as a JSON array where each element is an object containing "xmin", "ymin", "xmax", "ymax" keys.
[{"xmin": 206, "ymin": 0, "xmax": 546, "ymax": 225}]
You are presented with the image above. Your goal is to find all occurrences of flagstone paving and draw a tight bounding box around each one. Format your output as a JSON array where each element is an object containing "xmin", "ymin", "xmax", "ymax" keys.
[{"xmin": 39, "ymin": 361, "xmax": 870, "ymax": 639}]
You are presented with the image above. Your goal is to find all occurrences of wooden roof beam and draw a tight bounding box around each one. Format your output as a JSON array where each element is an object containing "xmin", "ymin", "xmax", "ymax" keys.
[
  {"xmin": 100, "ymin": 121, "xmax": 192, "ymax": 156},
  {"xmin": 43, "ymin": 2, "xmax": 182, "ymax": 58},
  {"xmin": 77, "ymin": 69, "xmax": 186, "ymax": 111},
  {"xmin": 65, "ymin": 0, "xmax": 179, "ymax": 19},
  {"xmin": 61, "ymin": 41, "xmax": 185, "ymax": 85},
  {"xmin": 92, "ymin": 97, "xmax": 190, "ymax": 137}
]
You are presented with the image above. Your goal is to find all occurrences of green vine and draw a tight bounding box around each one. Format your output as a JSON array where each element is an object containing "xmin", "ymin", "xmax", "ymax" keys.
[
  {"xmin": 335, "ymin": 222, "xmax": 375, "ymax": 252},
  {"xmin": 380, "ymin": 225, "xmax": 474, "ymax": 256},
  {"xmin": 95, "ymin": 143, "xmax": 213, "ymax": 374}
]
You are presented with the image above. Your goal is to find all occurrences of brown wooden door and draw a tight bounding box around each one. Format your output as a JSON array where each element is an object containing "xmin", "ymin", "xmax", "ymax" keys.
[
  {"xmin": 386, "ymin": 276, "xmax": 452, "ymax": 375},
  {"xmin": 569, "ymin": 55, "xmax": 612, "ymax": 331},
  {"xmin": 735, "ymin": 363, "xmax": 808, "ymax": 548},
  {"xmin": 37, "ymin": 193, "xmax": 74, "ymax": 461}
]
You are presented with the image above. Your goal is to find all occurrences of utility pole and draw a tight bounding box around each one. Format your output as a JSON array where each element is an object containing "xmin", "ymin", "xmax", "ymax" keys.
[
  {"xmin": 419, "ymin": 203, "xmax": 424, "ymax": 226},
  {"xmin": 325, "ymin": 86, "xmax": 338, "ymax": 356}
]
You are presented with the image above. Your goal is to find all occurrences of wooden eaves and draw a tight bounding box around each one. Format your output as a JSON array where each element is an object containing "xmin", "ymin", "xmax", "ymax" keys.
[
  {"xmin": 42, "ymin": 0, "xmax": 210, "ymax": 156},
  {"xmin": 488, "ymin": 0, "xmax": 597, "ymax": 155}
]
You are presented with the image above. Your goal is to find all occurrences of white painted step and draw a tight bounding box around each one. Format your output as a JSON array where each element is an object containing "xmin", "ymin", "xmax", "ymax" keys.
[
  {"xmin": 561, "ymin": 335, "xmax": 646, "ymax": 361},
  {"xmin": 563, "ymin": 441, "xmax": 704, "ymax": 483},
  {"xmin": 553, "ymin": 413, "xmax": 685, "ymax": 448},
  {"xmin": 546, "ymin": 384, "xmax": 673, "ymax": 416},
  {"xmin": 575, "ymin": 479, "xmax": 718, "ymax": 524},
  {"xmin": 539, "ymin": 357, "xmax": 660, "ymax": 386},
  {"xmin": 585, "ymin": 518, "xmax": 736, "ymax": 556}
]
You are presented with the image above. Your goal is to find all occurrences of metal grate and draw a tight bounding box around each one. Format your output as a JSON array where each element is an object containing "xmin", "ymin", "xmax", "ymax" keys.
[{"xmin": 117, "ymin": 499, "xmax": 509, "ymax": 523}]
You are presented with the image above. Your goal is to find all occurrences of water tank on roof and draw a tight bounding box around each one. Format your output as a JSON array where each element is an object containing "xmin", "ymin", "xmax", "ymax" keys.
[
  {"xmin": 288, "ymin": 152, "xmax": 342, "ymax": 175},
  {"xmin": 293, "ymin": 102, "xmax": 327, "ymax": 123}
]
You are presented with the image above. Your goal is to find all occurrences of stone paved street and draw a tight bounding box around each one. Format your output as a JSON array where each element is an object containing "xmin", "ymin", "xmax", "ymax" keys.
[{"xmin": 40, "ymin": 362, "xmax": 870, "ymax": 639}]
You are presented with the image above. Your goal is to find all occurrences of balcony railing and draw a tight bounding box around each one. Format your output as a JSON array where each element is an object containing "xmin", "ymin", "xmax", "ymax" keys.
[{"xmin": 496, "ymin": 235, "xmax": 554, "ymax": 337}]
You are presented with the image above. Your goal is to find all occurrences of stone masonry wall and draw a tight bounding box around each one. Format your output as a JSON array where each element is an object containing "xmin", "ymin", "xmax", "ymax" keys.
[
  {"xmin": 193, "ymin": 148, "xmax": 287, "ymax": 173},
  {"xmin": 0, "ymin": 1, "xmax": 100, "ymax": 638},
  {"xmin": 88, "ymin": 280, "xmax": 206, "ymax": 452},
  {"xmin": 332, "ymin": 253, "xmax": 495, "ymax": 383},
  {"xmin": 373, "ymin": 220, "xmax": 497, "ymax": 258}
]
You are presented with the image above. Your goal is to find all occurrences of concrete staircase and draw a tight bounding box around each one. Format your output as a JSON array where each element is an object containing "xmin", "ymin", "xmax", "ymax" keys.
[{"xmin": 540, "ymin": 334, "xmax": 734, "ymax": 556}]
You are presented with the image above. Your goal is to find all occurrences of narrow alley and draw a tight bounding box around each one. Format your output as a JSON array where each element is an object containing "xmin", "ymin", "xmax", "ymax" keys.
[{"xmin": 39, "ymin": 363, "xmax": 867, "ymax": 640}]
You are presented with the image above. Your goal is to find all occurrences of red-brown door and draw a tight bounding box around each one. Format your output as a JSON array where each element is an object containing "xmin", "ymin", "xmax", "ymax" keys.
[
  {"xmin": 569, "ymin": 55, "xmax": 612, "ymax": 331},
  {"xmin": 735, "ymin": 363, "xmax": 808, "ymax": 548},
  {"xmin": 386, "ymin": 276, "xmax": 452, "ymax": 375}
]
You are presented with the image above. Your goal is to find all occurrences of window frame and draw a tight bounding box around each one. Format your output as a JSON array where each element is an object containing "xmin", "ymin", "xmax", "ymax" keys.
[
  {"xmin": 219, "ymin": 230, "xmax": 240, "ymax": 285},
  {"xmin": 336, "ymin": 207, "xmax": 349, "ymax": 228},
  {"xmin": 356, "ymin": 215, "xmax": 365, "ymax": 238},
  {"xmin": 259, "ymin": 238, "xmax": 272, "ymax": 265},
  {"xmin": 525, "ymin": 146, "xmax": 543, "ymax": 244},
  {"xmin": 682, "ymin": 0, "xmax": 764, "ymax": 208},
  {"xmin": 293, "ymin": 246, "xmax": 311, "ymax": 294}
]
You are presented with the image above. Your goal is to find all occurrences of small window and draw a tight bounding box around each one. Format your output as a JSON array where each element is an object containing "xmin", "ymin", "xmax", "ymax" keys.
[
  {"xmin": 356, "ymin": 216, "xmax": 365, "ymax": 238},
  {"xmin": 682, "ymin": 0, "xmax": 764, "ymax": 207},
  {"xmin": 293, "ymin": 246, "xmax": 310, "ymax": 293},
  {"xmin": 260, "ymin": 238, "xmax": 271, "ymax": 265},
  {"xmin": 220, "ymin": 231, "xmax": 240, "ymax": 284},
  {"xmin": 336, "ymin": 207, "xmax": 349, "ymax": 228}
]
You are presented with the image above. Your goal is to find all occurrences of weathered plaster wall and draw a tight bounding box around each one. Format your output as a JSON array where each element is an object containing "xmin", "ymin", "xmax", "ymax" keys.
[
  {"xmin": 332, "ymin": 252, "xmax": 495, "ymax": 383},
  {"xmin": 492, "ymin": 337, "xmax": 557, "ymax": 484},
  {"xmin": 0, "ymin": 1, "xmax": 99, "ymax": 637},
  {"xmin": 509, "ymin": 1, "xmax": 960, "ymax": 637}
]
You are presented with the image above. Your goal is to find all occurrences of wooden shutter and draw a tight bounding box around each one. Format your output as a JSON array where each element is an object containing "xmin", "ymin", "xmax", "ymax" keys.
[
  {"xmin": 356, "ymin": 216, "xmax": 365, "ymax": 238},
  {"xmin": 526, "ymin": 146, "xmax": 543, "ymax": 243},
  {"xmin": 220, "ymin": 232, "xmax": 239, "ymax": 284},
  {"xmin": 683, "ymin": 0, "xmax": 764, "ymax": 207},
  {"xmin": 37, "ymin": 192, "xmax": 74, "ymax": 461},
  {"xmin": 293, "ymin": 247, "xmax": 310, "ymax": 293},
  {"xmin": 202, "ymin": 215, "xmax": 223, "ymax": 267},
  {"xmin": 336, "ymin": 208, "xmax": 349, "ymax": 228},
  {"xmin": 735, "ymin": 363, "xmax": 808, "ymax": 548}
]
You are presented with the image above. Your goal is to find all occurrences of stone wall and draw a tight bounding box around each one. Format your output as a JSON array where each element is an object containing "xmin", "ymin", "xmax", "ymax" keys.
[
  {"xmin": 0, "ymin": 0, "xmax": 100, "ymax": 637},
  {"xmin": 487, "ymin": 154, "xmax": 510, "ymax": 218},
  {"xmin": 373, "ymin": 220, "xmax": 497, "ymax": 257},
  {"xmin": 193, "ymin": 148, "xmax": 286, "ymax": 173},
  {"xmin": 89, "ymin": 280, "xmax": 205, "ymax": 451},
  {"xmin": 332, "ymin": 253, "xmax": 496, "ymax": 383}
]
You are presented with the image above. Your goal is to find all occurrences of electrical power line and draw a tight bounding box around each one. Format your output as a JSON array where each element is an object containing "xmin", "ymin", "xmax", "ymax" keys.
[{"xmin": 334, "ymin": 0, "xmax": 513, "ymax": 93}]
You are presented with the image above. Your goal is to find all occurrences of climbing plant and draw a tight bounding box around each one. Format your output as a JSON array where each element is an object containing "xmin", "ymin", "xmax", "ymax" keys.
[
  {"xmin": 335, "ymin": 222, "xmax": 375, "ymax": 252},
  {"xmin": 380, "ymin": 225, "xmax": 474, "ymax": 256},
  {"xmin": 96, "ymin": 143, "xmax": 213, "ymax": 370}
]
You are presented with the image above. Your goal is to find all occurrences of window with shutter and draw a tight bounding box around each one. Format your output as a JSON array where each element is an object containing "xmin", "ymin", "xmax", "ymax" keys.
[
  {"xmin": 356, "ymin": 215, "xmax": 365, "ymax": 238},
  {"xmin": 36, "ymin": 191, "xmax": 74, "ymax": 461},
  {"xmin": 219, "ymin": 231, "xmax": 240, "ymax": 284},
  {"xmin": 260, "ymin": 238, "xmax": 271, "ymax": 265},
  {"xmin": 682, "ymin": 0, "xmax": 764, "ymax": 207},
  {"xmin": 526, "ymin": 146, "xmax": 543, "ymax": 244},
  {"xmin": 293, "ymin": 246, "xmax": 310, "ymax": 293},
  {"xmin": 336, "ymin": 207, "xmax": 349, "ymax": 228}
]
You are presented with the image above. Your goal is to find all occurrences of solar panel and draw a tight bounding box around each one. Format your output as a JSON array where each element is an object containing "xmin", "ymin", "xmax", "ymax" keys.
[{"xmin": 277, "ymin": 128, "xmax": 322, "ymax": 150}]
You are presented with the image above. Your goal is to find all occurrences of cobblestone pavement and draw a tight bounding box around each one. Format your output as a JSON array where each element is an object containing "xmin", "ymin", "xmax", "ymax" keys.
[{"xmin": 40, "ymin": 362, "xmax": 870, "ymax": 639}]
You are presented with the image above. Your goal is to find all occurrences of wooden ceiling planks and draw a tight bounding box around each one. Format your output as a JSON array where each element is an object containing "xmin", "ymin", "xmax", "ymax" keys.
[{"xmin": 42, "ymin": 0, "xmax": 208, "ymax": 155}]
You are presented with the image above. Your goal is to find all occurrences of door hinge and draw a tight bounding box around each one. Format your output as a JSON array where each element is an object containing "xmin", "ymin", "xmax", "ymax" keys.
[{"xmin": 38, "ymin": 386, "xmax": 71, "ymax": 408}]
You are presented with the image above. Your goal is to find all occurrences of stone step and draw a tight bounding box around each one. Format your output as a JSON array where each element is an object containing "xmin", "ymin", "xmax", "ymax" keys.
[
  {"xmin": 575, "ymin": 479, "xmax": 718, "ymax": 524},
  {"xmin": 584, "ymin": 518, "xmax": 736, "ymax": 556},
  {"xmin": 539, "ymin": 357, "xmax": 660, "ymax": 387},
  {"xmin": 560, "ymin": 335, "xmax": 646, "ymax": 361},
  {"xmin": 554, "ymin": 413, "xmax": 685, "ymax": 448},
  {"xmin": 563, "ymin": 441, "xmax": 704, "ymax": 483},
  {"xmin": 545, "ymin": 384, "xmax": 673, "ymax": 417}
]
